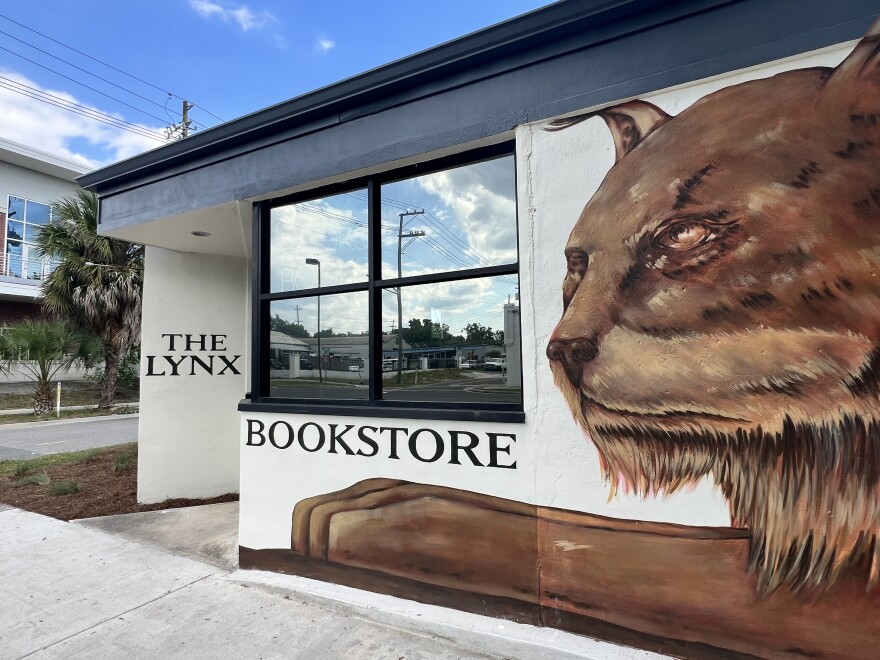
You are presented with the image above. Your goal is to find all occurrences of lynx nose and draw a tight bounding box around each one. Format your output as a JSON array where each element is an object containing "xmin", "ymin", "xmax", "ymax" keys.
[{"xmin": 546, "ymin": 337, "xmax": 598, "ymax": 386}]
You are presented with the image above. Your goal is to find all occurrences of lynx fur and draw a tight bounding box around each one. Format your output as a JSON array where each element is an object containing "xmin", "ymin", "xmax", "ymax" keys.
[{"xmin": 547, "ymin": 20, "xmax": 880, "ymax": 595}]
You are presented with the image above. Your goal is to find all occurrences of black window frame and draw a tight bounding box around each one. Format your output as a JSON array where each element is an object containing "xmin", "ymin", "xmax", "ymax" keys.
[{"xmin": 242, "ymin": 141, "xmax": 524, "ymax": 423}]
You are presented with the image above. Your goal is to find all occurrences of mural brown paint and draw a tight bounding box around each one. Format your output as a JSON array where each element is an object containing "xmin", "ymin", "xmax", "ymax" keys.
[{"xmin": 546, "ymin": 17, "xmax": 880, "ymax": 597}]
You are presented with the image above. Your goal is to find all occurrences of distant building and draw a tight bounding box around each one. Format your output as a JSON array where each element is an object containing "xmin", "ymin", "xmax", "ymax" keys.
[
  {"xmin": 304, "ymin": 333, "xmax": 411, "ymax": 361},
  {"xmin": 0, "ymin": 138, "xmax": 90, "ymax": 328},
  {"xmin": 268, "ymin": 330, "xmax": 309, "ymax": 367}
]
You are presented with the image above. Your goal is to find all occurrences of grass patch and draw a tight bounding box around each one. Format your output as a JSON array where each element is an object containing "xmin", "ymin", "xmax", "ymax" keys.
[
  {"xmin": 74, "ymin": 448, "xmax": 105, "ymax": 465},
  {"xmin": 0, "ymin": 381, "xmax": 139, "ymax": 411},
  {"xmin": 47, "ymin": 479, "xmax": 81, "ymax": 496},
  {"xmin": 11, "ymin": 459, "xmax": 39, "ymax": 477},
  {"xmin": 0, "ymin": 406, "xmax": 137, "ymax": 426},
  {"xmin": 14, "ymin": 472, "xmax": 49, "ymax": 487},
  {"xmin": 0, "ymin": 444, "xmax": 135, "ymax": 476},
  {"xmin": 113, "ymin": 450, "xmax": 137, "ymax": 474}
]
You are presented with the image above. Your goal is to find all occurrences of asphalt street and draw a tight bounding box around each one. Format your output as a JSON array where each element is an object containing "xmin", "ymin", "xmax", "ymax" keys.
[
  {"xmin": 0, "ymin": 414, "xmax": 138, "ymax": 461},
  {"xmin": 270, "ymin": 371, "xmax": 522, "ymax": 404}
]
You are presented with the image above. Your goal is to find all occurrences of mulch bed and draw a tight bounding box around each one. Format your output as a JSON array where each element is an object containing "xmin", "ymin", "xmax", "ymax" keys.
[{"xmin": 0, "ymin": 445, "xmax": 237, "ymax": 521}]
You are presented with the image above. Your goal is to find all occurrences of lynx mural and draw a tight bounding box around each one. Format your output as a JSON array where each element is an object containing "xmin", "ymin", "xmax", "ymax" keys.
[
  {"xmin": 546, "ymin": 18, "xmax": 880, "ymax": 596},
  {"xmin": 241, "ymin": 21, "xmax": 880, "ymax": 660}
]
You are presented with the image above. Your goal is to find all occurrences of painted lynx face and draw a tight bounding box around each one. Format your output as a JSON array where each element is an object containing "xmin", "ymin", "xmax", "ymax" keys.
[{"xmin": 547, "ymin": 24, "xmax": 880, "ymax": 594}]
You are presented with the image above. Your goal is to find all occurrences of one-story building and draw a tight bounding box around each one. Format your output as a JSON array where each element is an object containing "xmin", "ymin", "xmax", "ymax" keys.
[{"xmin": 80, "ymin": 1, "xmax": 880, "ymax": 656}]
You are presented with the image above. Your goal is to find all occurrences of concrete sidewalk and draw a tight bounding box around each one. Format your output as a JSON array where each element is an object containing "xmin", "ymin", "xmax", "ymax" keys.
[{"xmin": 0, "ymin": 503, "xmax": 662, "ymax": 660}]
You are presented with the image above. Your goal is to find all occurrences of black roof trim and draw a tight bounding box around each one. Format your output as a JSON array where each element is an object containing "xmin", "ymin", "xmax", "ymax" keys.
[{"xmin": 78, "ymin": 0, "xmax": 736, "ymax": 192}]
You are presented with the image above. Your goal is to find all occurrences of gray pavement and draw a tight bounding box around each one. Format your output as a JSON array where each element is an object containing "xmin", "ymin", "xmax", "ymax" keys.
[
  {"xmin": 77, "ymin": 502, "xmax": 239, "ymax": 570},
  {"xmin": 0, "ymin": 415, "xmax": 138, "ymax": 461},
  {"xmin": 0, "ymin": 503, "xmax": 661, "ymax": 660}
]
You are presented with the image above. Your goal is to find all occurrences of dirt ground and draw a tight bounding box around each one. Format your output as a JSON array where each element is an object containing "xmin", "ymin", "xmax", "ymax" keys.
[{"xmin": 0, "ymin": 445, "xmax": 237, "ymax": 521}]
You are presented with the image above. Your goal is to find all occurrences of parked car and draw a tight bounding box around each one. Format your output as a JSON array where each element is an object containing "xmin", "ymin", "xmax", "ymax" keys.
[
  {"xmin": 459, "ymin": 360, "xmax": 478, "ymax": 370},
  {"xmin": 382, "ymin": 359, "xmax": 397, "ymax": 372},
  {"xmin": 484, "ymin": 358, "xmax": 506, "ymax": 371}
]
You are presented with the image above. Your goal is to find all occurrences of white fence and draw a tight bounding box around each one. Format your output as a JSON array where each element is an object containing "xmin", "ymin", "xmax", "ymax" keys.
[{"xmin": 0, "ymin": 361, "xmax": 93, "ymax": 384}]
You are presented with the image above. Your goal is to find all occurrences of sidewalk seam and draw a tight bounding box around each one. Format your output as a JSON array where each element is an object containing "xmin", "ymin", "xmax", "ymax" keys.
[{"xmin": 16, "ymin": 569, "xmax": 231, "ymax": 659}]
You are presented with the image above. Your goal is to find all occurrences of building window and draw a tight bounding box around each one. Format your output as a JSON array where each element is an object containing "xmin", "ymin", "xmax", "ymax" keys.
[
  {"xmin": 3, "ymin": 196, "xmax": 57, "ymax": 280},
  {"xmin": 252, "ymin": 143, "xmax": 522, "ymax": 417}
]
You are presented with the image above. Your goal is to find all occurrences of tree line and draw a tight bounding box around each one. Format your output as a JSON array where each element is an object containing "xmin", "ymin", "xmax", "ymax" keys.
[{"xmin": 270, "ymin": 314, "xmax": 503, "ymax": 346}]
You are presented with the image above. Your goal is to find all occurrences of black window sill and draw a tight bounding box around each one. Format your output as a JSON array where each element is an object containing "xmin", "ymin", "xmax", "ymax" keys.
[{"xmin": 238, "ymin": 399, "xmax": 525, "ymax": 424}]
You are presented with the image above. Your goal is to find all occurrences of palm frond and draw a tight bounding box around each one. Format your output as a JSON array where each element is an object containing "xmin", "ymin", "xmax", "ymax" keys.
[{"xmin": 32, "ymin": 189, "xmax": 144, "ymax": 406}]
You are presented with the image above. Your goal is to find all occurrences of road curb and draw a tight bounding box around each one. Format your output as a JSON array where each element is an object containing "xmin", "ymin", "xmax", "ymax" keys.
[
  {"xmin": 0, "ymin": 413, "xmax": 139, "ymax": 430},
  {"xmin": 0, "ymin": 402, "xmax": 140, "ymax": 417}
]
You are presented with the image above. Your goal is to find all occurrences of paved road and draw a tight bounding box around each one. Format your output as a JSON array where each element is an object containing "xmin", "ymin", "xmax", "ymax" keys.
[
  {"xmin": 271, "ymin": 372, "xmax": 522, "ymax": 404},
  {"xmin": 0, "ymin": 415, "xmax": 138, "ymax": 461}
]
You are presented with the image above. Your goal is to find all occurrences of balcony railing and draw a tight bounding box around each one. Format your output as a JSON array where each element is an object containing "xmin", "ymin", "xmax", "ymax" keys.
[{"xmin": 1, "ymin": 255, "xmax": 57, "ymax": 281}]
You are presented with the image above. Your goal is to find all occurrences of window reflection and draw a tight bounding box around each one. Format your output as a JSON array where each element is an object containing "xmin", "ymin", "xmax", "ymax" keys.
[
  {"xmin": 381, "ymin": 276, "xmax": 521, "ymax": 405},
  {"xmin": 4, "ymin": 196, "xmax": 55, "ymax": 279},
  {"xmin": 268, "ymin": 292, "xmax": 369, "ymax": 400},
  {"xmin": 381, "ymin": 156, "xmax": 517, "ymax": 280},
  {"xmin": 26, "ymin": 200, "xmax": 51, "ymax": 225},
  {"xmin": 269, "ymin": 190, "xmax": 368, "ymax": 293}
]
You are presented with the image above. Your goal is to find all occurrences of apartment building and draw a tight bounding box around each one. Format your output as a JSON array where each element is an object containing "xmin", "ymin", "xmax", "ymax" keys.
[{"xmin": 0, "ymin": 137, "xmax": 89, "ymax": 327}]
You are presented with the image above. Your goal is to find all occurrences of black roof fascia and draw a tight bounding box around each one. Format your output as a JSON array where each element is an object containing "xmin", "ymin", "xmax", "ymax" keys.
[{"xmin": 78, "ymin": 0, "xmax": 736, "ymax": 194}]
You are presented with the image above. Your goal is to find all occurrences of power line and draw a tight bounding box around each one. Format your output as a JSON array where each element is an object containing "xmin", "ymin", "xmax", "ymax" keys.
[
  {"xmin": 0, "ymin": 79, "xmax": 167, "ymax": 143},
  {"xmin": 0, "ymin": 74, "xmax": 168, "ymax": 139},
  {"xmin": 369, "ymin": 190, "xmax": 516, "ymax": 274},
  {"xmin": 0, "ymin": 13, "xmax": 224, "ymax": 123},
  {"xmin": 0, "ymin": 44, "xmax": 174, "ymax": 126},
  {"xmin": 0, "ymin": 27, "xmax": 211, "ymax": 131}
]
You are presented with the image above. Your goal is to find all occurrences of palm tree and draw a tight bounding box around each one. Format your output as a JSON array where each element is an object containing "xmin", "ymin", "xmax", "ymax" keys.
[
  {"xmin": 35, "ymin": 189, "xmax": 143, "ymax": 408},
  {"xmin": 0, "ymin": 320, "xmax": 100, "ymax": 415}
]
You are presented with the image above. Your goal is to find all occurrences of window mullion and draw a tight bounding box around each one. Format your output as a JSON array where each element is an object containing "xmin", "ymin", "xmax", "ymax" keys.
[
  {"xmin": 252, "ymin": 201, "xmax": 268, "ymax": 400},
  {"xmin": 368, "ymin": 178, "xmax": 381, "ymax": 402}
]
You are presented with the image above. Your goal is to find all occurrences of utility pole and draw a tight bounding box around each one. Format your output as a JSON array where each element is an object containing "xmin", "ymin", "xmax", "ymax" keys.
[
  {"xmin": 165, "ymin": 100, "xmax": 195, "ymax": 141},
  {"xmin": 397, "ymin": 210, "xmax": 426, "ymax": 384},
  {"xmin": 293, "ymin": 305, "xmax": 303, "ymax": 324}
]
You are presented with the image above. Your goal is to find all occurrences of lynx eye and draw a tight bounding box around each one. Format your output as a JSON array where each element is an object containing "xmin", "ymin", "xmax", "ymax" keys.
[
  {"xmin": 562, "ymin": 247, "xmax": 588, "ymax": 311},
  {"xmin": 565, "ymin": 247, "xmax": 589, "ymax": 276},
  {"xmin": 654, "ymin": 219, "xmax": 717, "ymax": 251}
]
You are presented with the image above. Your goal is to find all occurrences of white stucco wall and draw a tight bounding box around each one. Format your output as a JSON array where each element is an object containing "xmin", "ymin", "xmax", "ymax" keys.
[
  {"xmin": 138, "ymin": 246, "xmax": 249, "ymax": 503},
  {"xmin": 0, "ymin": 161, "xmax": 81, "ymax": 211}
]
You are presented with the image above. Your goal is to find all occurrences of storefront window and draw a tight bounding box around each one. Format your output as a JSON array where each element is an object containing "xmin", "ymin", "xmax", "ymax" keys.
[
  {"xmin": 382, "ymin": 276, "xmax": 520, "ymax": 405},
  {"xmin": 254, "ymin": 143, "xmax": 521, "ymax": 417},
  {"xmin": 269, "ymin": 293, "xmax": 370, "ymax": 400},
  {"xmin": 270, "ymin": 190, "xmax": 368, "ymax": 292}
]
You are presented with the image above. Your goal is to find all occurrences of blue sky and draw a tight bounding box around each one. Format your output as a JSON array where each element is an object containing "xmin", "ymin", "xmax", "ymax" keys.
[{"xmin": 0, "ymin": 0, "xmax": 551, "ymax": 167}]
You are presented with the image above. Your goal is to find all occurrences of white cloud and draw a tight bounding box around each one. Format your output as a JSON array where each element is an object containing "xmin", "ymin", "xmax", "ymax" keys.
[
  {"xmin": 270, "ymin": 195, "xmax": 369, "ymax": 292},
  {"xmin": 189, "ymin": 0, "xmax": 276, "ymax": 32},
  {"xmin": 0, "ymin": 70, "xmax": 168, "ymax": 168},
  {"xmin": 417, "ymin": 157, "xmax": 518, "ymax": 265},
  {"xmin": 315, "ymin": 38, "xmax": 335, "ymax": 54}
]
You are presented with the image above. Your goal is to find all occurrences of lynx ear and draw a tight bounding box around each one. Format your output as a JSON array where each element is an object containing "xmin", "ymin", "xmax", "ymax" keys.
[
  {"xmin": 546, "ymin": 100, "xmax": 671, "ymax": 161},
  {"xmin": 823, "ymin": 17, "xmax": 880, "ymax": 92}
]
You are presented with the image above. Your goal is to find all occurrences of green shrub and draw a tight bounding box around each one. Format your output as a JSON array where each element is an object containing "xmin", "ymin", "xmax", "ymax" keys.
[
  {"xmin": 85, "ymin": 344, "xmax": 141, "ymax": 389},
  {"xmin": 12, "ymin": 460, "xmax": 39, "ymax": 477},
  {"xmin": 74, "ymin": 449, "xmax": 103, "ymax": 464},
  {"xmin": 47, "ymin": 479, "xmax": 80, "ymax": 496},
  {"xmin": 113, "ymin": 451, "xmax": 137, "ymax": 474},
  {"xmin": 14, "ymin": 472, "xmax": 49, "ymax": 487}
]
